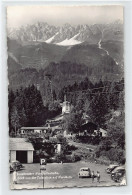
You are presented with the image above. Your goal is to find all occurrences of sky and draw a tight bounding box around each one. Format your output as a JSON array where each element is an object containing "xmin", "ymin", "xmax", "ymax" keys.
[{"xmin": 7, "ymin": 5, "xmax": 123, "ymax": 28}]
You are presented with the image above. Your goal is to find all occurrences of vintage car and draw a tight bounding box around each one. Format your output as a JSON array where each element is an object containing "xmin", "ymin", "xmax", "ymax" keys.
[
  {"xmin": 78, "ymin": 167, "xmax": 91, "ymax": 178},
  {"xmin": 111, "ymin": 166, "xmax": 125, "ymax": 180},
  {"xmin": 10, "ymin": 161, "xmax": 24, "ymax": 172},
  {"xmin": 113, "ymin": 171, "xmax": 126, "ymax": 182},
  {"xmin": 106, "ymin": 164, "xmax": 119, "ymax": 174},
  {"xmin": 120, "ymin": 175, "xmax": 126, "ymax": 185}
]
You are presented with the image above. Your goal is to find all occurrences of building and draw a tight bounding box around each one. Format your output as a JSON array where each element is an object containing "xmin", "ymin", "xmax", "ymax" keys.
[
  {"xmin": 62, "ymin": 101, "xmax": 71, "ymax": 114},
  {"xmin": 99, "ymin": 128, "xmax": 107, "ymax": 137},
  {"xmin": 61, "ymin": 95, "xmax": 71, "ymax": 114},
  {"xmin": 93, "ymin": 128, "xmax": 107, "ymax": 137},
  {"xmin": 9, "ymin": 138, "xmax": 34, "ymax": 163},
  {"xmin": 81, "ymin": 122, "xmax": 98, "ymax": 135},
  {"xmin": 55, "ymin": 143, "xmax": 61, "ymax": 154},
  {"xmin": 20, "ymin": 126, "xmax": 51, "ymax": 135},
  {"xmin": 20, "ymin": 124, "xmax": 62, "ymax": 135}
]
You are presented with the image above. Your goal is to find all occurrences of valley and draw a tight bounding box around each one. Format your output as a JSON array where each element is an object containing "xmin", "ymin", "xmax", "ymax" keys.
[{"xmin": 7, "ymin": 20, "xmax": 124, "ymax": 110}]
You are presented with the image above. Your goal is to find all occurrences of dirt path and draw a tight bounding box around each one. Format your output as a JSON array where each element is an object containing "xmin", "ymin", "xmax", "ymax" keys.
[{"xmin": 68, "ymin": 139, "xmax": 96, "ymax": 151}]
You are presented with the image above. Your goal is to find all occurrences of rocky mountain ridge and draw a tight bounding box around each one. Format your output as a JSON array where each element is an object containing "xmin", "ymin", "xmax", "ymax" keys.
[{"xmin": 8, "ymin": 20, "xmax": 123, "ymax": 45}]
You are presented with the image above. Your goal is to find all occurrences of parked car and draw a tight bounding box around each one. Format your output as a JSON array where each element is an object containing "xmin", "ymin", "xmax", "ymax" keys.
[
  {"xmin": 10, "ymin": 161, "xmax": 24, "ymax": 172},
  {"xmin": 10, "ymin": 165, "xmax": 14, "ymax": 173},
  {"xmin": 111, "ymin": 166, "xmax": 125, "ymax": 180},
  {"xmin": 106, "ymin": 164, "xmax": 119, "ymax": 174},
  {"xmin": 113, "ymin": 171, "xmax": 126, "ymax": 182},
  {"xmin": 78, "ymin": 167, "xmax": 91, "ymax": 178},
  {"xmin": 120, "ymin": 175, "xmax": 126, "ymax": 185}
]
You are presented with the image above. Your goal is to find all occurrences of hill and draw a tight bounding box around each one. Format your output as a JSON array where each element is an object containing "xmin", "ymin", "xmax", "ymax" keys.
[{"xmin": 7, "ymin": 38, "xmax": 68, "ymax": 70}]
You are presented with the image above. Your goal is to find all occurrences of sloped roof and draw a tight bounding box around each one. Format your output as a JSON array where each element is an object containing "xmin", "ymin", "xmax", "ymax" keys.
[
  {"xmin": 100, "ymin": 128, "xmax": 107, "ymax": 133},
  {"xmin": 82, "ymin": 122, "xmax": 98, "ymax": 130},
  {"xmin": 21, "ymin": 127, "xmax": 47, "ymax": 130},
  {"xmin": 9, "ymin": 138, "xmax": 34, "ymax": 151}
]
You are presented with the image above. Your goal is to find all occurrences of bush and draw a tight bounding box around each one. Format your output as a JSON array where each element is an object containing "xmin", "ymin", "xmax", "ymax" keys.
[
  {"xmin": 71, "ymin": 153, "xmax": 81, "ymax": 162},
  {"xmin": 66, "ymin": 144, "xmax": 77, "ymax": 155},
  {"xmin": 95, "ymin": 145, "xmax": 125, "ymax": 164},
  {"xmin": 55, "ymin": 153, "xmax": 65, "ymax": 163},
  {"xmin": 107, "ymin": 148, "xmax": 125, "ymax": 164},
  {"xmin": 91, "ymin": 136, "xmax": 101, "ymax": 145},
  {"xmin": 95, "ymin": 147, "xmax": 101, "ymax": 158},
  {"xmin": 64, "ymin": 154, "xmax": 81, "ymax": 163},
  {"xmin": 100, "ymin": 150, "xmax": 108, "ymax": 157}
]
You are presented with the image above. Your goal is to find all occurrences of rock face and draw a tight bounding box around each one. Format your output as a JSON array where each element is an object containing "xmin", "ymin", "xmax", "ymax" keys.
[{"xmin": 7, "ymin": 20, "xmax": 123, "ymax": 45}]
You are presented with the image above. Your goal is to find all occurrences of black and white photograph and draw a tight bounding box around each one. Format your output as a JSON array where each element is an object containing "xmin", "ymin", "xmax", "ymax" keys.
[{"xmin": 7, "ymin": 5, "xmax": 125, "ymax": 189}]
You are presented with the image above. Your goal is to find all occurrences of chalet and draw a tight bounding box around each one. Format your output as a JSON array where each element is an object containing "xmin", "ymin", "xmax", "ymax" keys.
[
  {"xmin": 93, "ymin": 128, "xmax": 107, "ymax": 137},
  {"xmin": 9, "ymin": 138, "xmax": 34, "ymax": 163},
  {"xmin": 99, "ymin": 128, "xmax": 107, "ymax": 137},
  {"xmin": 81, "ymin": 122, "xmax": 98, "ymax": 135}
]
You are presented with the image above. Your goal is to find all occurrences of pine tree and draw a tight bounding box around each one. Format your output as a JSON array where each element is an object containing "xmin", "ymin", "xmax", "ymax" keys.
[
  {"xmin": 9, "ymin": 89, "xmax": 15, "ymax": 133},
  {"xmin": 89, "ymin": 92, "xmax": 110, "ymax": 127},
  {"xmin": 10, "ymin": 106, "xmax": 20, "ymax": 135}
]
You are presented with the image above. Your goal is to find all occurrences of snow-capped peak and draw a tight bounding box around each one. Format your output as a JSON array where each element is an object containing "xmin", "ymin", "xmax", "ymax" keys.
[
  {"xmin": 45, "ymin": 32, "xmax": 59, "ymax": 43},
  {"xmin": 56, "ymin": 33, "xmax": 82, "ymax": 46}
]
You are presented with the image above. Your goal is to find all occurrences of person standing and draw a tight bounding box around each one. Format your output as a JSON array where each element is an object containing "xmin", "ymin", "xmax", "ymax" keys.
[
  {"xmin": 97, "ymin": 171, "xmax": 100, "ymax": 183},
  {"xmin": 91, "ymin": 171, "xmax": 94, "ymax": 183}
]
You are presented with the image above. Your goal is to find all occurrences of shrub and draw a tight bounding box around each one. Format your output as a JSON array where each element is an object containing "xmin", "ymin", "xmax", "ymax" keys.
[
  {"xmin": 55, "ymin": 153, "xmax": 65, "ymax": 163},
  {"xmin": 71, "ymin": 153, "xmax": 81, "ymax": 162},
  {"xmin": 95, "ymin": 147, "xmax": 101, "ymax": 158},
  {"xmin": 64, "ymin": 153, "xmax": 81, "ymax": 163},
  {"xmin": 106, "ymin": 148, "xmax": 125, "ymax": 164},
  {"xmin": 67, "ymin": 144, "xmax": 77, "ymax": 152}
]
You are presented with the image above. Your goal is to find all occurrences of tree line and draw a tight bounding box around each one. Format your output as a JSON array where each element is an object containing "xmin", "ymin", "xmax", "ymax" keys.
[{"xmin": 9, "ymin": 85, "xmax": 61, "ymax": 134}]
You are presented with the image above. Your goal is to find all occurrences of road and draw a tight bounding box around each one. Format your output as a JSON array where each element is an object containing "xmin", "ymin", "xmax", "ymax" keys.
[{"xmin": 10, "ymin": 161, "xmax": 122, "ymax": 189}]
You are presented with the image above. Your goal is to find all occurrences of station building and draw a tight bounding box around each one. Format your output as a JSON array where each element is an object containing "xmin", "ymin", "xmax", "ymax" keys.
[{"xmin": 9, "ymin": 138, "xmax": 34, "ymax": 163}]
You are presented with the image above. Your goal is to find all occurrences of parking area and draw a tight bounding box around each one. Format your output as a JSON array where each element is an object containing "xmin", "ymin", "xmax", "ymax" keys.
[{"xmin": 10, "ymin": 161, "xmax": 121, "ymax": 189}]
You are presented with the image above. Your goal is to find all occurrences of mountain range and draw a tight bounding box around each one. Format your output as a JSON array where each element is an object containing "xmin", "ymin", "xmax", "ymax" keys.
[
  {"xmin": 7, "ymin": 20, "xmax": 124, "ymax": 96},
  {"xmin": 8, "ymin": 20, "xmax": 123, "ymax": 45}
]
